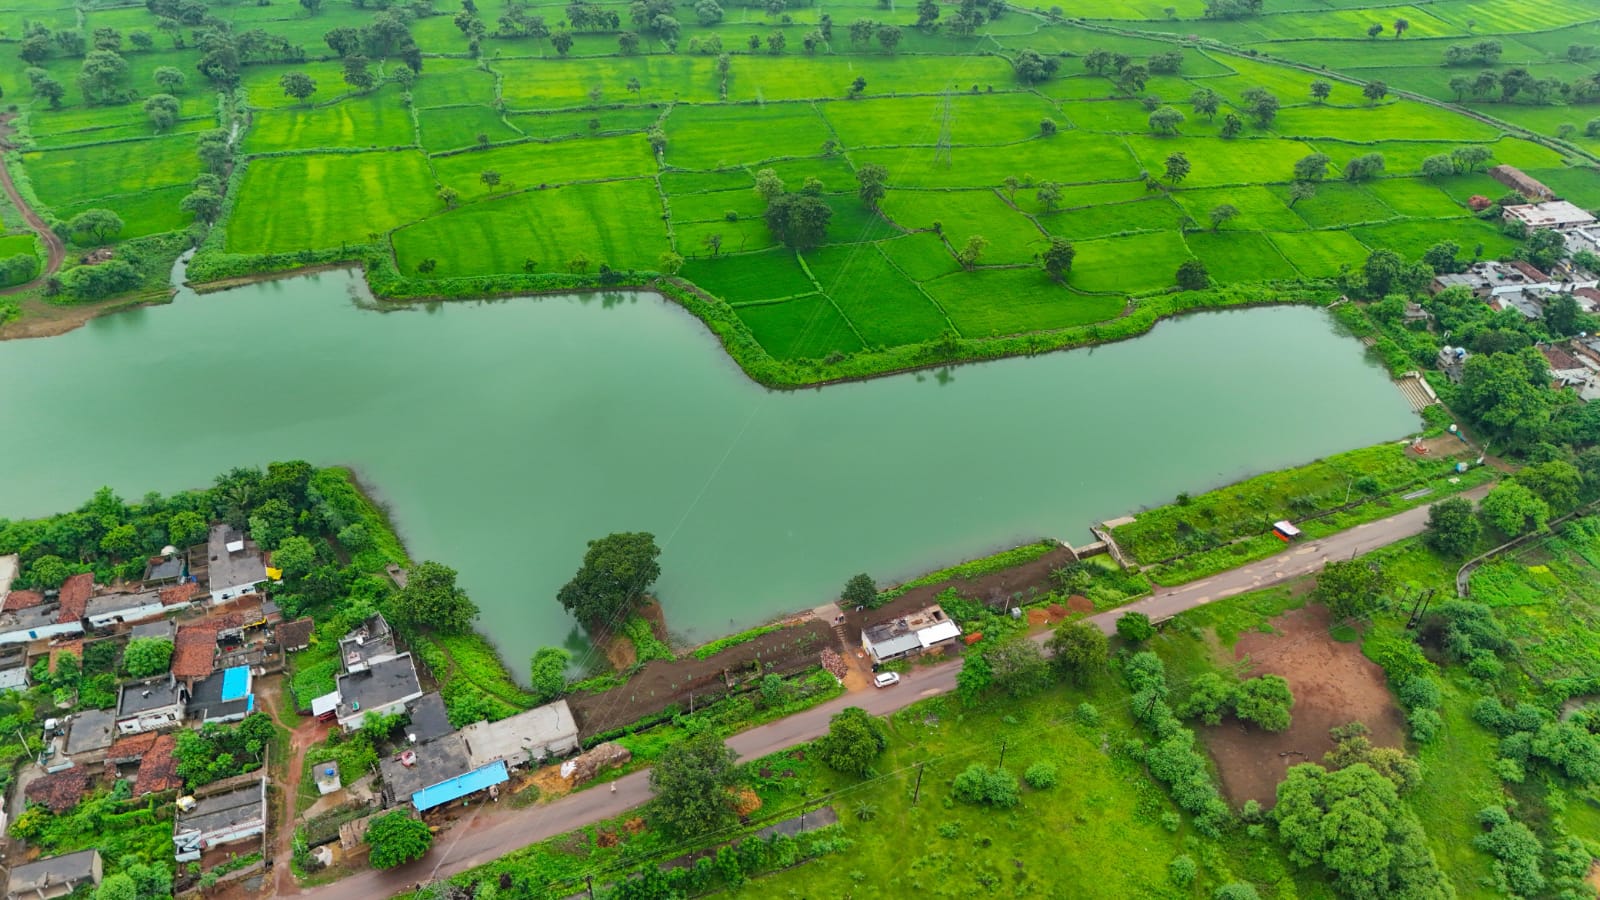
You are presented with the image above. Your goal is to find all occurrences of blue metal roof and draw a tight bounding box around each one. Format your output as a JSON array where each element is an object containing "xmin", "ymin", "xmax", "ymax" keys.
[
  {"xmin": 411, "ymin": 761, "xmax": 509, "ymax": 811},
  {"xmin": 221, "ymin": 666, "xmax": 251, "ymax": 702}
]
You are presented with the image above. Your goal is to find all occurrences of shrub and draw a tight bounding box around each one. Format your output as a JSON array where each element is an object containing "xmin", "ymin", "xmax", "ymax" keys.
[
  {"xmin": 1023, "ymin": 761, "xmax": 1058, "ymax": 789},
  {"xmin": 1407, "ymin": 708, "xmax": 1443, "ymax": 743},
  {"xmin": 1214, "ymin": 885, "xmax": 1261, "ymax": 900},
  {"xmin": 1169, "ymin": 854, "xmax": 1197, "ymax": 887},
  {"xmin": 951, "ymin": 764, "xmax": 1020, "ymax": 807},
  {"xmin": 1473, "ymin": 807, "xmax": 1546, "ymax": 897},
  {"xmin": 123, "ymin": 638, "xmax": 173, "ymax": 678},
  {"xmin": 1116, "ymin": 612, "xmax": 1156, "ymax": 643},
  {"xmin": 366, "ymin": 811, "xmax": 433, "ymax": 869},
  {"xmin": 1160, "ymin": 810, "xmax": 1181, "ymax": 832},
  {"xmin": 1074, "ymin": 702, "xmax": 1100, "ymax": 727}
]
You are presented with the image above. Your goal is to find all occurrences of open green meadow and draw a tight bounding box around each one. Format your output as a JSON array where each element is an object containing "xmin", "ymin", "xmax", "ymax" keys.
[{"xmin": 0, "ymin": 0, "xmax": 1595, "ymax": 378}]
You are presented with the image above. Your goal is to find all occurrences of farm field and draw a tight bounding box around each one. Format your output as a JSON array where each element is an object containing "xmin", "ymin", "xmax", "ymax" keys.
[{"xmin": 0, "ymin": 0, "xmax": 1594, "ymax": 380}]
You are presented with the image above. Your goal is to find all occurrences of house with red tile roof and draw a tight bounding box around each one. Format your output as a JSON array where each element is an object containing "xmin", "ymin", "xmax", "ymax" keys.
[
  {"xmin": 56, "ymin": 573, "xmax": 93, "ymax": 625},
  {"xmin": 171, "ymin": 623, "xmax": 221, "ymax": 682},
  {"xmin": 2, "ymin": 589, "xmax": 42, "ymax": 613},
  {"xmin": 133, "ymin": 733, "xmax": 182, "ymax": 797},
  {"xmin": 24, "ymin": 767, "xmax": 91, "ymax": 813}
]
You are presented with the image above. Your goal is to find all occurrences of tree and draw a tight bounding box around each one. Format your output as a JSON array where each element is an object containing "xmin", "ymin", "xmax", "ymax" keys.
[
  {"xmin": 956, "ymin": 644, "xmax": 992, "ymax": 704},
  {"xmin": 839, "ymin": 573, "xmax": 877, "ymax": 609},
  {"xmin": 1516, "ymin": 460, "xmax": 1582, "ymax": 513},
  {"xmin": 1117, "ymin": 64, "xmax": 1148, "ymax": 95},
  {"xmin": 1208, "ymin": 203, "xmax": 1239, "ymax": 232},
  {"xmin": 1293, "ymin": 152, "xmax": 1331, "ymax": 182},
  {"xmin": 143, "ymin": 93, "xmax": 179, "ymax": 131},
  {"xmin": 1219, "ymin": 113, "xmax": 1243, "ymax": 138},
  {"xmin": 27, "ymin": 555, "xmax": 72, "ymax": 590},
  {"xmin": 438, "ymin": 186, "xmax": 460, "ymax": 209},
  {"xmin": 951, "ymin": 763, "xmax": 1020, "ymax": 807},
  {"xmin": 650, "ymin": 732, "xmax": 739, "ymax": 835},
  {"xmin": 1314, "ymin": 559, "xmax": 1388, "ymax": 620},
  {"xmin": 814, "ymin": 706, "xmax": 888, "ymax": 775},
  {"xmin": 1013, "ymin": 48, "xmax": 1058, "ymax": 85},
  {"xmin": 1420, "ymin": 153, "xmax": 1453, "ymax": 180},
  {"xmin": 694, "ymin": 0, "xmax": 723, "ymax": 24},
  {"xmin": 754, "ymin": 168, "xmax": 786, "ymax": 203},
  {"xmin": 178, "ymin": 188, "xmax": 220, "ymax": 223},
  {"xmin": 1040, "ymin": 236, "xmax": 1075, "ymax": 280},
  {"xmin": 1039, "ymin": 117, "xmax": 1058, "ymax": 136},
  {"xmin": 93, "ymin": 874, "xmax": 137, "ymax": 900},
  {"xmin": 1176, "ymin": 258, "xmax": 1209, "ymax": 291},
  {"xmin": 1148, "ymin": 105, "xmax": 1185, "ymax": 135},
  {"xmin": 1235, "ymin": 675, "xmax": 1293, "ymax": 731},
  {"xmin": 1244, "ymin": 89, "xmax": 1278, "ymax": 127},
  {"xmin": 764, "ymin": 192, "xmax": 832, "ymax": 250},
  {"xmin": 279, "ymin": 71, "xmax": 317, "ymax": 103},
  {"xmin": 68, "ymin": 208, "xmax": 123, "ymax": 245},
  {"xmin": 1480, "ymin": 481, "xmax": 1548, "ymax": 537},
  {"xmin": 875, "ymin": 24, "xmax": 901, "ymax": 53},
  {"xmin": 1367, "ymin": 22, "xmax": 1384, "ymax": 38},
  {"xmin": 618, "ymin": 32, "xmax": 639, "ymax": 54},
  {"xmin": 480, "ymin": 169, "xmax": 502, "ymax": 190},
  {"xmin": 1393, "ymin": 17, "xmax": 1409, "ymax": 37},
  {"xmin": 367, "ymin": 811, "xmax": 433, "ymax": 868},
  {"xmin": 273, "ymin": 535, "xmax": 316, "ymax": 578},
  {"xmin": 1045, "ymin": 620, "xmax": 1108, "ymax": 685},
  {"xmin": 1036, "ymin": 182, "xmax": 1061, "ymax": 212},
  {"xmin": 1423, "ymin": 497, "xmax": 1481, "ymax": 557},
  {"xmin": 1460, "ymin": 350, "xmax": 1554, "ymax": 447},
  {"xmin": 551, "ymin": 29, "xmax": 573, "ymax": 55},
  {"xmin": 1361, "ymin": 248, "xmax": 1404, "ymax": 297},
  {"xmin": 391, "ymin": 560, "xmax": 479, "ymax": 633},
  {"xmin": 342, "ymin": 55, "xmax": 374, "ymax": 90},
  {"xmin": 855, "ymin": 163, "xmax": 888, "ymax": 208},
  {"xmin": 1117, "ymin": 611, "xmax": 1155, "ymax": 643},
  {"xmin": 154, "ymin": 65, "xmax": 185, "ymax": 93},
  {"xmin": 956, "ymin": 234, "xmax": 988, "ymax": 271},
  {"xmin": 1287, "ymin": 180, "xmax": 1317, "ymax": 208},
  {"xmin": 1163, "ymin": 151, "xmax": 1190, "ymax": 184},
  {"xmin": 1310, "ymin": 79, "xmax": 1331, "ymax": 103},
  {"xmin": 78, "ymin": 49, "xmax": 129, "ymax": 103},
  {"xmin": 1189, "ymin": 87, "xmax": 1220, "ymax": 120},
  {"xmin": 124, "ymin": 637, "xmax": 173, "ymax": 677},
  {"xmin": 300, "ymin": 0, "xmax": 323, "ymax": 12},
  {"xmin": 529, "ymin": 646, "xmax": 569, "ymax": 704},
  {"xmin": 168, "ymin": 510, "xmax": 208, "ymax": 547},
  {"xmin": 985, "ymin": 636, "xmax": 1051, "ymax": 697},
  {"xmin": 1362, "ymin": 80, "xmax": 1389, "ymax": 104},
  {"xmin": 557, "ymin": 532, "xmax": 662, "ymax": 630},
  {"xmin": 1344, "ymin": 152, "xmax": 1385, "ymax": 181}
]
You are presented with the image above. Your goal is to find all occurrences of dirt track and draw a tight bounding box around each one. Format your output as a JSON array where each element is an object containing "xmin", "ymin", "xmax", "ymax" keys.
[{"xmin": 0, "ymin": 116, "xmax": 65, "ymax": 295}]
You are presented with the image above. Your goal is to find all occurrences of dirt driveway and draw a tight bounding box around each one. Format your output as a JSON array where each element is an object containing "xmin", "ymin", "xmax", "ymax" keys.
[{"xmin": 1204, "ymin": 605, "xmax": 1406, "ymax": 807}]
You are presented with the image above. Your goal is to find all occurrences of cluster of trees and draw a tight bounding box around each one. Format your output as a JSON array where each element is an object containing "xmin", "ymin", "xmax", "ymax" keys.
[
  {"xmin": 322, "ymin": 12, "xmax": 424, "ymax": 74},
  {"xmin": 1122, "ymin": 651, "xmax": 1232, "ymax": 834},
  {"xmin": 1203, "ymin": 0, "xmax": 1262, "ymax": 18},
  {"xmin": 1447, "ymin": 67, "xmax": 1600, "ymax": 105},
  {"xmin": 1176, "ymin": 672, "xmax": 1295, "ymax": 731},
  {"xmin": 754, "ymin": 168, "xmax": 832, "ymax": 250},
  {"xmin": 1081, "ymin": 48, "xmax": 1154, "ymax": 95},
  {"xmin": 172, "ymin": 713, "xmax": 276, "ymax": 789},
  {"xmin": 1442, "ymin": 39, "xmax": 1503, "ymax": 66},
  {"xmin": 366, "ymin": 811, "xmax": 434, "ymax": 869}
]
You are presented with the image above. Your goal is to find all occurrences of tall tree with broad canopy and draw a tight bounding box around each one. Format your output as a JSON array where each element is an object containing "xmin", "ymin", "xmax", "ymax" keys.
[
  {"xmin": 1314, "ymin": 559, "xmax": 1389, "ymax": 621},
  {"xmin": 1045, "ymin": 619, "xmax": 1108, "ymax": 685},
  {"xmin": 557, "ymin": 532, "xmax": 662, "ymax": 631},
  {"xmin": 649, "ymin": 731, "xmax": 740, "ymax": 836},
  {"xmin": 366, "ymin": 811, "xmax": 433, "ymax": 868},
  {"xmin": 1422, "ymin": 497, "xmax": 1480, "ymax": 557},
  {"xmin": 814, "ymin": 706, "xmax": 888, "ymax": 775},
  {"xmin": 391, "ymin": 560, "xmax": 479, "ymax": 633}
]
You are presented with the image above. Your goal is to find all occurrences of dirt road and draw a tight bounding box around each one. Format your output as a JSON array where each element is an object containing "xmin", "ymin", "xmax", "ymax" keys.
[
  {"xmin": 0, "ymin": 117, "xmax": 65, "ymax": 295},
  {"xmin": 290, "ymin": 489, "xmax": 1481, "ymax": 899}
]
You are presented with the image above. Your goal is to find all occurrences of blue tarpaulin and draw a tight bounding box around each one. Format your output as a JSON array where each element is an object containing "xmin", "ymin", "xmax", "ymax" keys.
[
  {"xmin": 221, "ymin": 666, "xmax": 251, "ymax": 702},
  {"xmin": 412, "ymin": 761, "xmax": 509, "ymax": 811}
]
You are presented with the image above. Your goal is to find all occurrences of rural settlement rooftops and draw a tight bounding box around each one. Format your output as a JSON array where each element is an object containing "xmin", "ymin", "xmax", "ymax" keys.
[
  {"xmin": 171, "ymin": 623, "xmax": 220, "ymax": 679},
  {"xmin": 206, "ymin": 524, "xmax": 268, "ymax": 602},
  {"xmin": 173, "ymin": 778, "xmax": 267, "ymax": 861},
  {"xmin": 25, "ymin": 766, "xmax": 91, "ymax": 813},
  {"xmin": 2, "ymin": 589, "xmax": 42, "ymax": 613},
  {"xmin": 861, "ymin": 604, "xmax": 962, "ymax": 663},
  {"xmin": 275, "ymin": 617, "xmax": 314, "ymax": 652},
  {"xmin": 1503, "ymin": 200, "xmax": 1597, "ymax": 231},
  {"xmin": 380, "ymin": 732, "xmax": 475, "ymax": 807},
  {"xmin": 117, "ymin": 678, "xmax": 185, "ymax": 718},
  {"xmin": 404, "ymin": 693, "xmax": 454, "ymax": 743},
  {"xmin": 56, "ymin": 573, "xmax": 92, "ymax": 624},
  {"xmin": 336, "ymin": 653, "xmax": 422, "ymax": 723},
  {"xmin": 458, "ymin": 699, "xmax": 580, "ymax": 769},
  {"xmin": 134, "ymin": 732, "xmax": 182, "ymax": 797},
  {"xmin": 63, "ymin": 709, "xmax": 115, "ymax": 757},
  {"xmin": 5, "ymin": 848, "xmax": 102, "ymax": 899}
]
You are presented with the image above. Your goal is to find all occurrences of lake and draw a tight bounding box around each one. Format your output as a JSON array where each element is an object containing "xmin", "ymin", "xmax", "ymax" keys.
[{"xmin": 0, "ymin": 269, "xmax": 1417, "ymax": 676}]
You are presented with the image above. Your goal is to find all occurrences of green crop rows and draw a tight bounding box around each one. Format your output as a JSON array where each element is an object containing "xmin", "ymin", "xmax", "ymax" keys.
[{"xmin": 2, "ymin": 0, "xmax": 1595, "ymax": 372}]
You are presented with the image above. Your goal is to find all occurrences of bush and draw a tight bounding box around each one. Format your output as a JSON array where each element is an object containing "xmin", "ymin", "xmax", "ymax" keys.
[
  {"xmin": 122, "ymin": 638, "xmax": 172, "ymax": 678},
  {"xmin": 1116, "ymin": 612, "xmax": 1156, "ymax": 643},
  {"xmin": 1023, "ymin": 761, "xmax": 1058, "ymax": 789},
  {"xmin": 1169, "ymin": 854, "xmax": 1197, "ymax": 888},
  {"xmin": 1407, "ymin": 707, "xmax": 1443, "ymax": 743},
  {"xmin": 366, "ymin": 811, "xmax": 433, "ymax": 869},
  {"xmin": 1214, "ymin": 885, "xmax": 1261, "ymax": 900},
  {"xmin": 950, "ymin": 764, "xmax": 1020, "ymax": 808},
  {"xmin": 1473, "ymin": 806, "xmax": 1546, "ymax": 897},
  {"xmin": 1074, "ymin": 702, "xmax": 1100, "ymax": 727}
]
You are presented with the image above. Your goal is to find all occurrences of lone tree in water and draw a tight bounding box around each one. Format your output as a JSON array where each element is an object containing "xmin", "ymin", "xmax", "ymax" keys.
[{"xmin": 558, "ymin": 532, "xmax": 662, "ymax": 631}]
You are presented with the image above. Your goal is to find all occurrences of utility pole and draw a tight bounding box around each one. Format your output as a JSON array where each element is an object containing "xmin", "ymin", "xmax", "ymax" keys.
[
  {"xmin": 585, "ymin": 874, "xmax": 594, "ymax": 900},
  {"xmin": 997, "ymin": 740, "xmax": 1007, "ymax": 769},
  {"xmin": 912, "ymin": 762, "xmax": 924, "ymax": 804}
]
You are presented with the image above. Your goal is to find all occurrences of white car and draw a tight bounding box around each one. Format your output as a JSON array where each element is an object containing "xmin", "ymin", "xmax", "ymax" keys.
[{"xmin": 873, "ymin": 672, "xmax": 901, "ymax": 688}]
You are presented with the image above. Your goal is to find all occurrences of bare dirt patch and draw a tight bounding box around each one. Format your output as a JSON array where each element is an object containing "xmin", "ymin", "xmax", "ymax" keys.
[{"xmin": 1203, "ymin": 604, "xmax": 1406, "ymax": 807}]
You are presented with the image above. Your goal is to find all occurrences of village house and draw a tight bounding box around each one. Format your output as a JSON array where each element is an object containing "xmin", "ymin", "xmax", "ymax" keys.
[
  {"xmin": 24, "ymin": 768, "xmax": 90, "ymax": 814},
  {"xmin": 402, "ymin": 693, "xmax": 454, "ymax": 743},
  {"xmin": 141, "ymin": 553, "xmax": 186, "ymax": 587},
  {"xmin": 4, "ymin": 848, "xmax": 101, "ymax": 900},
  {"xmin": 115, "ymin": 678, "xmax": 186, "ymax": 736},
  {"xmin": 1437, "ymin": 346, "xmax": 1470, "ymax": 383},
  {"xmin": 0, "ymin": 574, "xmax": 91, "ymax": 646},
  {"xmin": 861, "ymin": 605, "xmax": 962, "ymax": 664},
  {"xmin": 172, "ymin": 622, "xmax": 221, "ymax": 684},
  {"xmin": 458, "ymin": 699, "xmax": 580, "ymax": 770},
  {"xmin": 335, "ymin": 653, "xmax": 423, "ymax": 731},
  {"xmin": 173, "ymin": 778, "xmax": 268, "ymax": 862},
  {"xmin": 1430, "ymin": 259, "xmax": 1555, "ymax": 299},
  {"xmin": 84, "ymin": 589, "xmax": 167, "ymax": 631},
  {"xmin": 1488, "ymin": 164, "xmax": 1554, "ymax": 200},
  {"xmin": 1502, "ymin": 200, "xmax": 1597, "ymax": 233},
  {"xmin": 205, "ymin": 525, "xmax": 267, "ymax": 606},
  {"xmin": 338, "ymin": 612, "xmax": 399, "ymax": 673},
  {"xmin": 59, "ymin": 709, "xmax": 115, "ymax": 766},
  {"xmin": 380, "ymin": 731, "xmax": 509, "ymax": 813},
  {"xmin": 129, "ymin": 619, "xmax": 176, "ymax": 642},
  {"xmin": 186, "ymin": 665, "xmax": 255, "ymax": 725},
  {"xmin": 275, "ymin": 617, "xmax": 314, "ymax": 653}
]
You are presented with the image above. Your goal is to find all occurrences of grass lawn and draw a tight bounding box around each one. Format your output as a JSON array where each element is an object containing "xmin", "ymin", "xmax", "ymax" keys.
[
  {"xmin": 680, "ymin": 248, "xmax": 816, "ymax": 302},
  {"xmin": 1038, "ymin": 197, "xmax": 1191, "ymax": 241},
  {"xmin": 922, "ymin": 267, "xmax": 1124, "ymax": 335},
  {"xmin": 879, "ymin": 231, "xmax": 963, "ymax": 281},
  {"xmin": 807, "ymin": 244, "xmax": 951, "ymax": 347},
  {"xmin": 1267, "ymin": 229, "xmax": 1372, "ymax": 278},
  {"xmin": 733, "ymin": 293, "xmax": 864, "ymax": 360},
  {"xmin": 392, "ymin": 179, "xmax": 670, "ymax": 276},
  {"xmin": 243, "ymin": 88, "xmax": 416, "ymax": 154},
  {"xmin": 418, "ymin": 106, "xmax": 524, "ymax": 152},
  {"xmin": 1185, "ymin": 230, "xmax": 1301, "ymax": 283},
  {"xmin": 878, "ymin": 189, "xmax": 1047, "ymax": 265},
  {"xmin": 666, "ymin": 102, "xmax": 832, "ymax": 170},
  {"xmin": 227, "ymin": 151, "xmax": 438, "ymax": 254},
  {"xmin": 1067, "ymin": 231, "xmax": 1193, "ymax": 294},
  {"xmin": 431, "ymin": 134, "xmax": 658, "ymax": 198},
  {"xmin": 23, "ymin": 136, "xmax": 199, "ymax": 209}
]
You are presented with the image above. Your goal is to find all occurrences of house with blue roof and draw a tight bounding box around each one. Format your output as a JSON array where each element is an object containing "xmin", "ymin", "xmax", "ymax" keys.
[
  {"xmin": 379, "ymin": 731, "xmax": 509, "ymax": 813},
  {"xmin": 186, "ymin": 665, "xmax": 255, "ymax": 725}
]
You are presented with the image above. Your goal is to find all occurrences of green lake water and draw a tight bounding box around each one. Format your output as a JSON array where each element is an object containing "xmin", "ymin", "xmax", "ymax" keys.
[{"xmin": 0, "ymin": 269, "xmax": 1417, "ymax": 675}]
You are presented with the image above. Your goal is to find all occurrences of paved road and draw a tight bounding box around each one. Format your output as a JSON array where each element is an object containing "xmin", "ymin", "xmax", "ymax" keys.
[{"xmin": 294, "ymin": 487, "xmax": 1486, "ymax": 899}]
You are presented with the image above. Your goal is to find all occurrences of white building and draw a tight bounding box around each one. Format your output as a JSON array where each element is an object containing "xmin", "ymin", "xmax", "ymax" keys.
[
  {"xmin": 205, "ymin": 525, "xmax": 267, "ymax": 605},
  {"xmin": 173, "ymin": 779, "xmax": 267, "ymax": 862},
  {"xmin": 861, "ymin": 605, "xmax": 963, "ymax": 664},
  {"xmin": 1503, "ymin": 200, "xmax": 1597, "ymax": 232},
  {"xmin": 334, "ymin": 653, "xmax": 423, "ymax": 732},
  {"xmin": 459, "ymin": 699, "xmax": 580, "ymax": 769},
  {"xmin": 115, "ymin": 678, "xmax": 186, "ymax": 736},
  {"xmin": 85, "ymin": 589, "xmax": 167, "ymax": 631}
]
